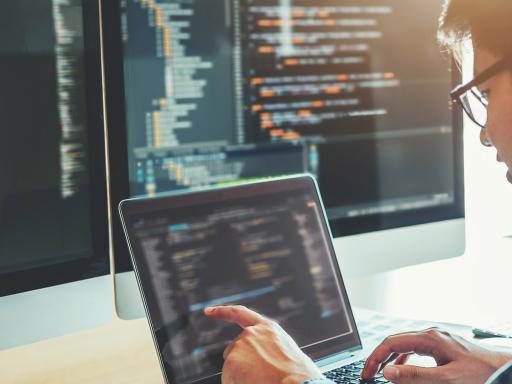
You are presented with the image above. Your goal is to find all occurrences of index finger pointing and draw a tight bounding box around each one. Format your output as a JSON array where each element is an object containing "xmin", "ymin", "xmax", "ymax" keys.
[{"xmin": 204, "ymin": 305, "xmax": 270, "ymax": 328}]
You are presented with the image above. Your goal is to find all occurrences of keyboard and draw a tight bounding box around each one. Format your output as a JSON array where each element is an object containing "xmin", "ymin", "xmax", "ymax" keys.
[{"xmin": 324, "ymin": 359, "xmax": 389, "ymax": 384}]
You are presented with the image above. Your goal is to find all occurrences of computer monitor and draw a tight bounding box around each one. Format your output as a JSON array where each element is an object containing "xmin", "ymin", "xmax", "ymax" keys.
[
  {"xmin": 0, "ymin": 0, "xmax": 111, "ymax": 349},
  {"xmin": 101, "ymin": 0, "xmax": 465, "ymax": 319}
]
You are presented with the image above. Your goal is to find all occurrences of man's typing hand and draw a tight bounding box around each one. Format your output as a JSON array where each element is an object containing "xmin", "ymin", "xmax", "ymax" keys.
[{"xmin": 361, "ymin": 327, "xmax": 512, "ymax": 384}]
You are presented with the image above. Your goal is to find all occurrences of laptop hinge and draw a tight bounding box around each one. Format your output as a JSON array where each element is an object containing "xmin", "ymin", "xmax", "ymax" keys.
[{"xmin": 316, "ymin": 351, "xmax": 354, "ymax": 368}]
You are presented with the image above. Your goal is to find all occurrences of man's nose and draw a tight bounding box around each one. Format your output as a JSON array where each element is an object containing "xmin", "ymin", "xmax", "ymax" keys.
[{"xmin": 480, "ymin": 129, "xmax": 493, "ymax": 147}]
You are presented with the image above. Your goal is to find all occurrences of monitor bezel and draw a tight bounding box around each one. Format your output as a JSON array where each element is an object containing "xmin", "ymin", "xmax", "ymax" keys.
[
  {"xmin": 101, "ymin": 0, "xmax": 465, "ymax": 274},
  {"xmin": 0, "ymin": 0, "xmax": 110, "ymax": 296},
  {"xmin": 119, "ymin": 174, "xmax": 362, "ymax": 384}
]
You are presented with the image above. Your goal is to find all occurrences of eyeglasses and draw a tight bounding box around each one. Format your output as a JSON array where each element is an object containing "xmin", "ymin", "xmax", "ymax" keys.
[{"xmin": 450, "ymin": 56, "xmax": 511, "ymax": 129}]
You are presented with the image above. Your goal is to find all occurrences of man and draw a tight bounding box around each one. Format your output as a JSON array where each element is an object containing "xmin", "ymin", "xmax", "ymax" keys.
[{"xmin": 204, "ymin": 0, "xmax": 512, "ymax": 383}]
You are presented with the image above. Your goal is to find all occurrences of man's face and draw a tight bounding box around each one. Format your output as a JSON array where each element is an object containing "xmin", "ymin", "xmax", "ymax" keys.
[{"xmin": 474, "ymin": 48, "xmax": 512, "ymax": 184}]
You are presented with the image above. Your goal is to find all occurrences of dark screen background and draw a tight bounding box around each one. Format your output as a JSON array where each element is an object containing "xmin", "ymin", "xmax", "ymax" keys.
[{"xmin": 0, "ymin": 1, "xmax": 93, "ymax": 275}]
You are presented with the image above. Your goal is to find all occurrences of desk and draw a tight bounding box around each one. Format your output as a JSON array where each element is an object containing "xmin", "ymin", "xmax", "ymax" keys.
[
  {"xmin": 0, "ymin": 316, "xmax": 163, "ymax": 383},
  {"xmin": 2, "ymin": 236, "xmax": 511, "ymax": 383}
]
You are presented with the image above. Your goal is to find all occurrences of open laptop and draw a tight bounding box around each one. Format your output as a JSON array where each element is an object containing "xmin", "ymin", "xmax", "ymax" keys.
[{"xmin": 119, "ymin": 174, "xmax": 388, "ymax": 384}]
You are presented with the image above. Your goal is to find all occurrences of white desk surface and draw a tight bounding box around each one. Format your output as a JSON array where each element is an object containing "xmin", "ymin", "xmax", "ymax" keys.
[
  {"xmin": 345, "ymin": 234, "xmax": 512, "ymax": 326},
  {"xmin": 1, "ymin": 235, "xmax": 511, "ymax": 383}
]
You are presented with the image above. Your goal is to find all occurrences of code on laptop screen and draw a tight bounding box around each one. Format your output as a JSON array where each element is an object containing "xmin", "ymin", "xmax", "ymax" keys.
[{"xmin": 125, "ymin": 185, "xmax": 355, "ymax": 384}]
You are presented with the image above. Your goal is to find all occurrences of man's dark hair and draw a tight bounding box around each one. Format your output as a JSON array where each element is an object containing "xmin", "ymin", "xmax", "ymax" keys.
[{"xmin": 438, "ymin": 0, "xmax": 512, "ymax": 60}]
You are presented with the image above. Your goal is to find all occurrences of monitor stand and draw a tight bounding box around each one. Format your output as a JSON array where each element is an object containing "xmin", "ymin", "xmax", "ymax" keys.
[{"xmin": 115, "ymin": 271, "xmax": 145, "ymax": 319}]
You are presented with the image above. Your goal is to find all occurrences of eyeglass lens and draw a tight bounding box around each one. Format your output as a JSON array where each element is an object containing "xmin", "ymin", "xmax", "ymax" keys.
[{"xmin": 459, "ymin": 87, "xmax": 487, "ymax": 127}]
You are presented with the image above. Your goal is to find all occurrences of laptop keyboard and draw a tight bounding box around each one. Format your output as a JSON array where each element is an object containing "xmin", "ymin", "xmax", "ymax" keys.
[{"xmin": 324, "ymin": 359, "xmax": 389, "ymax": 384}]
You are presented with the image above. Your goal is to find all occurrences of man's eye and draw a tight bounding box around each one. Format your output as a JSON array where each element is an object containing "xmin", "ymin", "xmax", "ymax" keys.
[{"xmin": 481, "ymin": 90, "xmax": 490, "ymax": 101}]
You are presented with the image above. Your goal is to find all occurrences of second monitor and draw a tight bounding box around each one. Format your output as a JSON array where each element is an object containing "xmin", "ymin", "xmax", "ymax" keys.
[{"xmin": 102, "ymin": 0, "xmax": 464, "ymax": 318}]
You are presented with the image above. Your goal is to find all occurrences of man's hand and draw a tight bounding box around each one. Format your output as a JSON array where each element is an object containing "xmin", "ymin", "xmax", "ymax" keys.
[
  {"xmin": 361, "ymin": 327, "xmax": 512, "ymax": 384},
  {"xmin": 204, "ymin": 305, "xmax": 323, "ymax": 384}
]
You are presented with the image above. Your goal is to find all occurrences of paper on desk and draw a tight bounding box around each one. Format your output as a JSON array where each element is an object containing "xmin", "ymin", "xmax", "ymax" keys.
[{"xmin": 353, "ymin": 307, "xmax": 512, "ymax": 355}]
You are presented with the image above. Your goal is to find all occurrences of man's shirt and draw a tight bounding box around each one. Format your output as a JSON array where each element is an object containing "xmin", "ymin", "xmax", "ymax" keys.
[{"xmin": 487, "ymin": 361, "xmax": 512, "ymax": 384}]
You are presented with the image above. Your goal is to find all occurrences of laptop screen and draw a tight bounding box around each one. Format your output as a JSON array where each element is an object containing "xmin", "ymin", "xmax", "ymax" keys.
[{"xmin": 120, "ymin": 176, "xmax": 360, "ymax": 384}]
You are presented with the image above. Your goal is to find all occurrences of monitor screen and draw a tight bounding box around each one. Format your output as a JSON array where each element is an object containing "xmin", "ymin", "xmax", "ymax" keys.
[
  {"xmin": 103, "ymin": 0, "xmax": 464, "ymax": 272},
  {"xmin": 120, "ymin": 176, "xmax": 360, "ymax": 384},
  {"xmin": 0, "ymin": 0, "xmax": 108, "ymax": 295}
]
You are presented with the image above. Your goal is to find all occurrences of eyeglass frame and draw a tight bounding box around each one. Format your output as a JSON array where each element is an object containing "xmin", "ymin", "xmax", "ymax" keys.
[{"xmin": 450, "ymin": 56, "xmax": 512, "ymax": 129}]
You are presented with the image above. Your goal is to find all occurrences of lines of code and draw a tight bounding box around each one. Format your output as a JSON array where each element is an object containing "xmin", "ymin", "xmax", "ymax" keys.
[
  {"xmin": 120, "ymin": 0, "xmax": 457, "ymax": 224},
  {"xmin": 53, "ymin": 0, "xmax": 89, "ymax": 198},
  {"xmin": 243, "ymin": 2, "xmax": 396, "ymax": 141}
]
